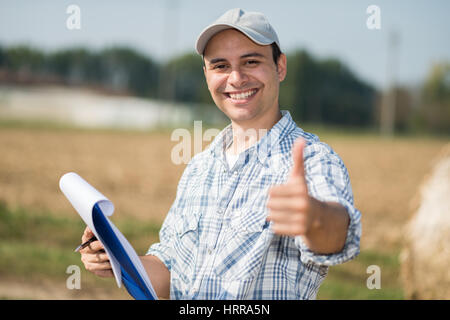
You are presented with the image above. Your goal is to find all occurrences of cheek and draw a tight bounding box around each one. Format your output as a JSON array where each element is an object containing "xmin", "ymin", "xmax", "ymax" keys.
[
  {"xmin": 206, "ymin": 74, "xmax": 227, "ymax": 94},
  {"xmin": 251, "ymin": 67, "xmax": 277, "ymax": 88}
]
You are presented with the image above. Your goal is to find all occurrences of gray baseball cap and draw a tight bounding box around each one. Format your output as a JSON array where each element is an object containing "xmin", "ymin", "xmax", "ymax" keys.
[{"xmin": 195, "ymin": 8, "xmax": 281, "ymax": 55}]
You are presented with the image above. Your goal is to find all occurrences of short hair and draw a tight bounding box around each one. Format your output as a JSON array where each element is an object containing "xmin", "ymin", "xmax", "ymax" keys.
[{"xmin": 270, "ymin": 42, "xmax": 282, "ymax": 65}]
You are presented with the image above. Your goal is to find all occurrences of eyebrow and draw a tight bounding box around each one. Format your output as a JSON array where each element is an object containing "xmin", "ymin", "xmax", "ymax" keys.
[{"xmin": 208, "ymin": 52, "xmax": 266, "ymax": 65}]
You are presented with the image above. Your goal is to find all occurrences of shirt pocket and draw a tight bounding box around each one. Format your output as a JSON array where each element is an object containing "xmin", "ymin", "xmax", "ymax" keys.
[
  {"xmin": 213, "ymin": 210, "xmax": 271, "ymax": 281},
  {"xmin": 172, "ymin": 209, "xmax": 200, "ymax": 283}
]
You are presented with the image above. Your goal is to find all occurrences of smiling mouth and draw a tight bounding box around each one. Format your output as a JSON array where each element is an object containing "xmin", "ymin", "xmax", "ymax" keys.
[{"xmin": 225, "ymin": 88, "xmax": 258, "ymax": 101}]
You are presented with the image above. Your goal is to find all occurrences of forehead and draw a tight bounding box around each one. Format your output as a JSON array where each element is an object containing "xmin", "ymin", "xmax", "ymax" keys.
[{"xmin": 203, "ymin": 29, "xmax": 270, "ymax": 59}]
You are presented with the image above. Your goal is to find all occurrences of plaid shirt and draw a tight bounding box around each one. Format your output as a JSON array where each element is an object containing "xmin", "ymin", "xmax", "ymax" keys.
[{"xmin": 147, "ymin": 110, "xmax": 361, "ymax": 299}]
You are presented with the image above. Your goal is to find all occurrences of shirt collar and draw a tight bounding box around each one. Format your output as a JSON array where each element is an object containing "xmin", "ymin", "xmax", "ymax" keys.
[{"xmin": 209, "ymin": 110, "xmax": 297, "ymax": 167}]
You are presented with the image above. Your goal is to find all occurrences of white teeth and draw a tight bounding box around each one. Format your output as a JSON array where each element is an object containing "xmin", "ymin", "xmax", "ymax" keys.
[{"xmin": 229, "ymin": 89, "xmax": 257, "ymax": 100}]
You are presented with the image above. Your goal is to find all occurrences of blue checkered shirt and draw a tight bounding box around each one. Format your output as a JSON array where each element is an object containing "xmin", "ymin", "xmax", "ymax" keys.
[{"xmin": 147, "ymin": 110, "xmax": 361, "ymax": 299}]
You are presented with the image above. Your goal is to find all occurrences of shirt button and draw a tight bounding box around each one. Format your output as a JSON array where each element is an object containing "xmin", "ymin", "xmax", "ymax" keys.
[
  {"xmin": 190, "ymin": 287, "xmax": 198, "ymax": 295},
  {"xmin": 217, "ymin": 208, "xmax": 223, "ymax": 215},
  {"xmin": 207, "ymin": 248, "xmax": 213, "ymax": 255}
]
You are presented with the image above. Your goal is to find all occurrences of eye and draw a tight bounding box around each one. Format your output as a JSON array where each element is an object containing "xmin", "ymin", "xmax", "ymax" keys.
[
  {"xmin": 213, "ymin": 64, "xmax": 228, "ymax": 70},
  {"xmin": 246, "ymin": 60, "xmax": 260, "ymax": 66}
]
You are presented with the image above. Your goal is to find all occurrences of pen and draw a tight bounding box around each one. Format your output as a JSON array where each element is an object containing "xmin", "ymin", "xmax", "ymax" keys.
[{"xmin": 74, "ymin": 236, "xmax": 97, "ymax": 252}]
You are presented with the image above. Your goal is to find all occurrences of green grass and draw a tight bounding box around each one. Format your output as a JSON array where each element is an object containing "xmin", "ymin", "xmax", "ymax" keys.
[
  {"xmin": 317, "ymin": 249, "xmax": 404, "ymax": 299},
  {"xmin": 0, "ymin": 201, "xmax": 160, "ymax": 283},
  {"xmin": 0, "ymin": 201, "xmax": 404, "ymax": 299}
]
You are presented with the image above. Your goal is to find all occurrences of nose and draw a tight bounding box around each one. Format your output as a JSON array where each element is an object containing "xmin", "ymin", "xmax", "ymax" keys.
[{"xmin": 228, "ymin": 68, "xmax": 248, "ymax": 88}]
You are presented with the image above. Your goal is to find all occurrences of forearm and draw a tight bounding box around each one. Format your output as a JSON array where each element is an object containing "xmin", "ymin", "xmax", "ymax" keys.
[
  {"xmin": 140, "ymin": 255, "xmax": 171, "ymax": 299},
  {"xmin": 302, "ymin": 197, "xmax": 350, "ymax": 255}
]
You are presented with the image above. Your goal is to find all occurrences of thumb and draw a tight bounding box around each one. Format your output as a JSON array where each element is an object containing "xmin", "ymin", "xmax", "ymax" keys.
[
  {"xmin": 82, "ymin": 226, "xmax": 94, "ymax": 242},
  {"xmin": 289, "ymin": 138, "xmax": 306, "ymax": 181}
]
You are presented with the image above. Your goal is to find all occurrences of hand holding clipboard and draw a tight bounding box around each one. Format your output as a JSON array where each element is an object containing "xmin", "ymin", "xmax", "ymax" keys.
[{"xmin": 59, "ymin": 172, "xmax": 157, "ymax": 300}]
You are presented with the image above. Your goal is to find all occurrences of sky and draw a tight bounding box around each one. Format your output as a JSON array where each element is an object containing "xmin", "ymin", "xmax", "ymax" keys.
[{"xmin": 0, "ymin": 0, "xmax": 449, "ymax": 90}]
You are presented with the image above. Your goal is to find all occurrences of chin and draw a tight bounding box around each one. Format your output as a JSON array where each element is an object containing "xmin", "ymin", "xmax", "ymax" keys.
[{"xmin": 223, "ymin": 105, "xmax": 258, "ymax": 123}]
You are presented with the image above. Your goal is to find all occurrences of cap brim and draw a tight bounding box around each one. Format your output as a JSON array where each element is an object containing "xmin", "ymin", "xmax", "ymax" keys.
[{"xmin": 195, "ymin": 23, "xmax": 275, "ymax": 55}]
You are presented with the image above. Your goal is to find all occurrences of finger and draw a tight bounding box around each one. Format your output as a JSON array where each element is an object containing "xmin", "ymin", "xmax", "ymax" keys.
[
  {"xmin": 267, "ymin": 197, "xmax": 309, "ymax": 212},
  {"xmin": 93, "ymin": 269, "xmax": 114, "ymax": 278},
  {"xmin": 84, "ymin": 260, "xmax": 113, "ymax": 271},
  {"xmin": 81, "ymin": 252, "xmax": 110, "ymax": 263},
  {"xmin": 88, "ymin": 240, "xmax": 104, "ymax": 252},
  {"xmin": 268, "ymin": 182, "xmax": 306, "ymax": 198},
  {"xmin": 289, "ymin": 138, "xmax": 306, "ymax": 181},
  {"xmin": 266, "ymin": 209, "xmax": 304, "ymax": 224},
  {"xmin": 79, "ymin": 240, "xmax": 104, "ymax": 254},
  {"xmin": 271, "ymin": 222, "xmax": 307, "ymax": 237},
  {"xmin": 82, "ymin": 227, "xmax": 94, "ymax": 242}
]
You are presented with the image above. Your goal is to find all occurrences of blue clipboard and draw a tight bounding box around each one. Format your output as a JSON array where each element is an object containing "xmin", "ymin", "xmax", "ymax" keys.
[{"xmin": 92, "ymin": 203, "xmax": 157, "ymax": 300}]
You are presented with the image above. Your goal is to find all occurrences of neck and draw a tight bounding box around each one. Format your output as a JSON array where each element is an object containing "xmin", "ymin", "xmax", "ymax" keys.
[{"xmin": 227, "ymin": 109, "xmax": 282, "ymax": 155}]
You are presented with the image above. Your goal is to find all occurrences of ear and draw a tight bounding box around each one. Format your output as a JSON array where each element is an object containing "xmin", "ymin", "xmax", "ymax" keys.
[{"xmin": 277, "ymin": 53, "xmax": 287, "ymax": 82}]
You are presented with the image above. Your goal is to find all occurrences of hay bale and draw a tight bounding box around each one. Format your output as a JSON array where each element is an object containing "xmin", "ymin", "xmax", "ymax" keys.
[{"xmin": 401, "ymin": 144, "xmax": 450, "ymax": 299}]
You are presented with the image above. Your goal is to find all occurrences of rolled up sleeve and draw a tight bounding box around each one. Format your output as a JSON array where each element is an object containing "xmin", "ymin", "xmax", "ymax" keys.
[
  {"xmin": 295, "ymin": 142, "xmax": 362, "ymax": 266},
  {"xmin": 146, "ymin": 204, "xmax": 176, "ymax": 271},
  {"xmin": 146, "ymin": 160, "xmax": 196, "ymax": 271}
]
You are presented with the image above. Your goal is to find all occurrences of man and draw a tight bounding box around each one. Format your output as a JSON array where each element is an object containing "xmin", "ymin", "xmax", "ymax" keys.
[{"xmin": 80, "ymin": 8, "xmax": 361, "ymax": 299}]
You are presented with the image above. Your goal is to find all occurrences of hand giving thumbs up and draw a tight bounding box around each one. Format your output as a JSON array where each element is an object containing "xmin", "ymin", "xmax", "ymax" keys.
[{"xmin": 266, "ymin": 138, "xmax": 318, "ymax": 236}]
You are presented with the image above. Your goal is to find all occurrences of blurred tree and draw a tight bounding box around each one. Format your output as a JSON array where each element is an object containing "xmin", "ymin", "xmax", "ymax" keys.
[
  {"xmin": 99, "ymin": 47, "xmax": 159, "ymax": 97},
  {"xmin": 418, "ymin": 62, "xmax": 450, "ymax": 134},
  {"xmin": 0, "ymin": 45, "xmax": 6, "ymax": 67},
  {"xmin": 161, "ymin": 52, "xmax": 210, "ymax": 103},
  {"xmin": 47, "ymin": 47, "xmax": 99, "ymax": 85},
  {"xmin": 279, "ymin": 50, "xmax": 316, "ymax": 121},
  {"xmin": 280, "ymin": 50, "xmax": 376, "ymax": 126},
  {"xmin": 0, "ymin": 44, "xmax": 379, "ymax": 128},
  {"xmin": 3, "ymin": 45, "xmax": 46, "ymax": 73}
]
